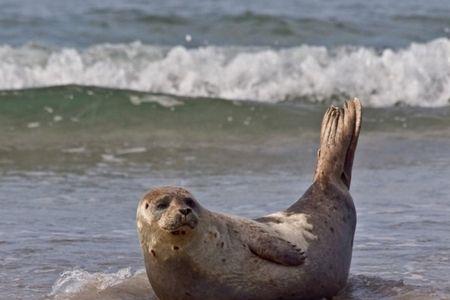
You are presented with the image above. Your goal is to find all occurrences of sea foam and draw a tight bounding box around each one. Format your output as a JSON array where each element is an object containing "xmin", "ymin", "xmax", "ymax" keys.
[
  {"xmin": 1, "ymin": 38, "xmax": 449, "ymax": 107},
  {"xmin": 49, "ymin": 268, "xmax": 134, "ymax": 295},
  {"xmin": 49, "ymin": 268, "xmax": 152, "ymax": 300}
]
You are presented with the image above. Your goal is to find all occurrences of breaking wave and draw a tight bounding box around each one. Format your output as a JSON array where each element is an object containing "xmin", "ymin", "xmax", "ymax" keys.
[
  {"xmin": 49, "ymin": 268, "xmax": 154, "ymax": 300},
  {"xmin": 1, "ymin": 38, "xmax": 449, "ymax": 107}
]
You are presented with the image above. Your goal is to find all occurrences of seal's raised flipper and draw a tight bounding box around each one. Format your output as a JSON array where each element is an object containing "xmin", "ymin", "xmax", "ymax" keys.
[
  {"xmin": 246, "ymin": 229, "xmax": 306, "ymax": 266},
  {"xmin": 314, "ymin": 98, "xmax": 362, "ymax": 189}
]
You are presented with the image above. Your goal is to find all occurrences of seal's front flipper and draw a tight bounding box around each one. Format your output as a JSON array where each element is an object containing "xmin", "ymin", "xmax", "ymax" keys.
[{"xmin": 247, "ymin": 231, "xmax": 305, "ymax": 266}]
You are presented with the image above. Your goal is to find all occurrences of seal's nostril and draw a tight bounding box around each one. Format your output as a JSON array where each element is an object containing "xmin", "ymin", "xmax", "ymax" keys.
[{"xmin": 179, "ymin": 208, "xmax": 192, "ymax": 216}]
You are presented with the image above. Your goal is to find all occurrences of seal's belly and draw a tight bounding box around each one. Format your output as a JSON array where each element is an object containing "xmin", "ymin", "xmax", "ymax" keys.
[
  {"xmin": 147, "ymin": 254, "xmax": 303, "ymax": 300},
  {"xmin": 147, "ymin": 236, "xmax": 350, "ymax": 300}
]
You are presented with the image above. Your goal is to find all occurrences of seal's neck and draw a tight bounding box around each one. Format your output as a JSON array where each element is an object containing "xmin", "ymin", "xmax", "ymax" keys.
[{"xmin": 142, "ymin": 211, "xmax": 220, "ymax": 261}]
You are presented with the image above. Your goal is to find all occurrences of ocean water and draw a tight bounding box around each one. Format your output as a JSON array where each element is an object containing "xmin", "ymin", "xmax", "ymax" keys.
[{"xmin": 0, "ymin": 1, "xmax": 449, "ymax": 300}]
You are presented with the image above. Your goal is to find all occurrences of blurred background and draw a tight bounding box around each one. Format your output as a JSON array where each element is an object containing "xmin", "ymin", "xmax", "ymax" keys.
[{"xmin": 0, "ymin": 1, "xmax": 449, "ymax": 299}]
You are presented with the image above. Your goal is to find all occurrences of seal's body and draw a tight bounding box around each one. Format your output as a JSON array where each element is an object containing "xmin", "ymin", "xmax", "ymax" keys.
[{"xmin": 137, "ymin": 99, "xmax": 362, "ymax": 300}]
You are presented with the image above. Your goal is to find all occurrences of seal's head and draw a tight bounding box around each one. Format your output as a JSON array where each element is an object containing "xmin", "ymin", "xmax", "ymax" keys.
[{"xmin": 137, "ymin": 186, "xmax": 201, "ymax": 235}]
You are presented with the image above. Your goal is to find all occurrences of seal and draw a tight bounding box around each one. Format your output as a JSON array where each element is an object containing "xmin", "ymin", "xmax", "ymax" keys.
[{"xmin": 137, "ymin": 98, "xmax": 362, "ymax": 300}]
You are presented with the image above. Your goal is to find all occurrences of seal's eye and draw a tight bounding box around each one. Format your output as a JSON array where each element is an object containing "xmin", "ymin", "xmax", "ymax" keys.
[
  {"xmin": 145, "ymin": 203, "xmax": 149, "ymax": 209},
  {"xmin": 185, "ymin": 198, "xmax": 195, "ymax": 208},
  {"xmin": 156, "ymin": 202, "xmax": 169, "ymax": 210}
]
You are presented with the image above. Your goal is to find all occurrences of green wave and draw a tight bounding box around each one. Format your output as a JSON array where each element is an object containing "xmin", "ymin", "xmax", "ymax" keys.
[{"xmin": 1, "ymin": 85, "xmax": 449, "ymax": 170}]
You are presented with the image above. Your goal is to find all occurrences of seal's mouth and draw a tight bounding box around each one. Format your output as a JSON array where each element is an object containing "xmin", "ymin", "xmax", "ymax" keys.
[
  {"xmin": 169, "ymin": 225, "xmax": 196, "ymax": 236},
  {"xmin": 160, "ymin": 215, "xmax": 198, "ymax": 233}
]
